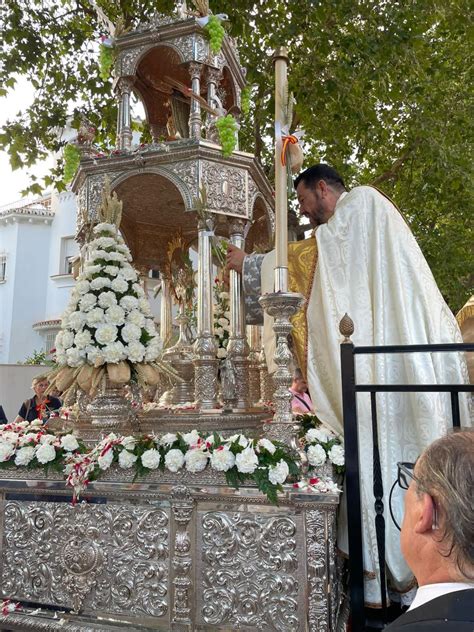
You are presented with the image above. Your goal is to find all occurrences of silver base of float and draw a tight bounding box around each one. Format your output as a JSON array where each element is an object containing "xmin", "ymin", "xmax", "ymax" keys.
[{"xmin": 0, "ymin": 469, "xmax": 341, "ymax": 632}]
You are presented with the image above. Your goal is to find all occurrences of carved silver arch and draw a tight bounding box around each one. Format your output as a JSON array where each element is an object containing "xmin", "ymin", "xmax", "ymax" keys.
[
  {"xmin": 109, "ymin": 165, "xmax": 194, "ymax": 211},
  {"xmin": 117, "ymin": 41, "xmax": 186, "ymax": 78}
]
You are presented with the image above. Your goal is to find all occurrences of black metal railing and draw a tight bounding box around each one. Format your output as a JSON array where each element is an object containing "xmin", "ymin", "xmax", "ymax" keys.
[{"xmin": 339, "ymin": 316, "xmax": 473, "ymax": 631}]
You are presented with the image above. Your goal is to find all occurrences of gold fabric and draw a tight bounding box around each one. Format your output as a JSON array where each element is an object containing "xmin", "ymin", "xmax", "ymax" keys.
[{"xmin": 287, "ymin": 237, "xmax": 318, "ymax": 379}]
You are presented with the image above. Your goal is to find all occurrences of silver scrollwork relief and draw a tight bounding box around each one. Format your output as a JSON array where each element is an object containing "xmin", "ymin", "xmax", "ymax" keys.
[
  {"xmin": 201, "ymin": 161, "xmax": 248, "ymax": 217},
  {"xmin": 1, "ymin": 501, "xmax": 169, "ymax": 618},
  {"xmin": 171, "ymin": 486, "xmax": 195, "ymax": 627},
  {"xmin": 198, "ymin": 512, "xmax": 300, "ymax": 631}
]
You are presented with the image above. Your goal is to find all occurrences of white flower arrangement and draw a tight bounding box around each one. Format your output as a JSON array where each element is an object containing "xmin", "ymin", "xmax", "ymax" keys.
[
  {"xmin": 213, "ymin": 277, "xmax": 230, "ymax": 359},
  {"xmin": 0, "ymin": 422, "xmax": 340, "ymax": 505},
  {"xmin": 296, "ymin": 413, "xmax": 345, "ymax": 475},
  {"xmin": 49, "ymin": 222, "xmax": 167, "ymax": 399}
]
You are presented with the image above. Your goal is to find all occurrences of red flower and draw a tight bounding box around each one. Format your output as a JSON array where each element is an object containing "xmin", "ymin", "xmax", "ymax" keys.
[
  {"xmin": 292, "ymin": 483, "xmax": 300, "ymax": 488},
  {"xmin": 309, "ymin": 477, "xmax": 319, "ymax": 485}
]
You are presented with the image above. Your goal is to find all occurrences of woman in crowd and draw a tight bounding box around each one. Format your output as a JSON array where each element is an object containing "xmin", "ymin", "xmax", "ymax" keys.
[{"xmin": 14, "ymin": 377, "xmax": 61, "ymax": 424}]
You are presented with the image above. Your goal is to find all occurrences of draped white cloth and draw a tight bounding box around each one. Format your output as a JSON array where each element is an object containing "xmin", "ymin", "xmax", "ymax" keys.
[{"xmin": 261, "ymin": 186, "xmax": 471, "ymax": 605}]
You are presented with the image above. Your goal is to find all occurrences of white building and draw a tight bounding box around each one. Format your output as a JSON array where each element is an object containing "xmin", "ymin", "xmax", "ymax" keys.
[{"xmin": 0, "ymin": 190, "xmax": 163, "ymax": 364}]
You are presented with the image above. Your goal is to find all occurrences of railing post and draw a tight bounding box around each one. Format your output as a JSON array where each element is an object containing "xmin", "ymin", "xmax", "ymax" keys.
[{"xmin": 339, "ymin": 314, "xmax": 365, "ymax": 632}]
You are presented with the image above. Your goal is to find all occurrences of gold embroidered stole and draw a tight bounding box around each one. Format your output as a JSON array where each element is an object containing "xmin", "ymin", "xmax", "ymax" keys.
[{"xmin": 287, "ymin": 237, "xmax": 318, "ymax": 379}]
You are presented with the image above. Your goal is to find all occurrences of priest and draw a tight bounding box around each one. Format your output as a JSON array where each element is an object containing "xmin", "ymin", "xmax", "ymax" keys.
[{"xmin": 226, "ymin": 163, "xmax": 471, "ymax": 606}]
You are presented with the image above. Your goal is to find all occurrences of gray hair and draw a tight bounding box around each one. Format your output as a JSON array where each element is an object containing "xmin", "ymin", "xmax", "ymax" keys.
[
  {"xmin": 293, "ymin": 368, "xmax": 304, "ymax": 381},
  {"xmin": 416, "ymin": 429, "xmax": 474, "ymax": 580}
]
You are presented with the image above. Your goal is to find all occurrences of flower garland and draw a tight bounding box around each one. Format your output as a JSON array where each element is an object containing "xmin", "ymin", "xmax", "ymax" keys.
[
  {"xmin": 213, "ymin": 277, "xmax": 230, "ymax": 358},
  {"xmin": 0, "ymin": 421, "xmax": 310, "ymax": 505},
  {"xmin": 296, "ymin": 413, "xmax": 345, "ymax": 474}
]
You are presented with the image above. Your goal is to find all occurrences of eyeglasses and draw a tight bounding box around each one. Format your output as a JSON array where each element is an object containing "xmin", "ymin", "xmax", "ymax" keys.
[{"xmin": 389, "ymin": 461, "xmax": 438, "ymax": 532}]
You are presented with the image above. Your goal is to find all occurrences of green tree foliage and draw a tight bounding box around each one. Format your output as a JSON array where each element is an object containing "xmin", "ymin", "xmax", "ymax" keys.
[{"xmin": 0, "ymin": 0, "xmax": 471, "ymax": 310}]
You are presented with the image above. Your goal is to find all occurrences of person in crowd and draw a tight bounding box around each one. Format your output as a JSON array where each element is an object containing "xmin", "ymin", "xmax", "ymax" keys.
[
  {"xmin": 0, "ymin": 405, "xmax": 7, "ymax": 423},
  {"xmin": 290, "ymin": 368, "xmax": 314, "ymax": 413},
  {"xmin": 14, "ymin": 377, "xmax": 62, "ymax": 424},
  {"xmin": 227, "ymin": 163, "xmax": 470, "ymax": 605},
  {"xmin": 385, "ymin": 430, "xmax": 473, "ymax": 630}
]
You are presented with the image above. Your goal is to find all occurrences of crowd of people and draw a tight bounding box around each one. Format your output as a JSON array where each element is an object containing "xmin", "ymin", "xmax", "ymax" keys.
[{"xmin": 0, "ymin": 377, "xmax": 62, "ymax": 425}]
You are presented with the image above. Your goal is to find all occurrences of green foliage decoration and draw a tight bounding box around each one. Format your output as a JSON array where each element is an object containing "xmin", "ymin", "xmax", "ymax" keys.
[
  {"xmin": 215, "ymin": 114, "xmax": 237, "ymax": 157},
  {"xmin": 98, "ymin": 43, "xmax": 114, "ymax": 81},
  {"xmin": 62, "ymin": 143, "xmax": 81, "ymax": 184},
  {"xmin": 205, "ymin": 15, "xmax": 225, "ymax": 54}
]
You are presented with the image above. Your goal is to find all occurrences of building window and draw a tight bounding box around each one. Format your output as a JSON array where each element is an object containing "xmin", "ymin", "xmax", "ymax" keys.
[
  {"xmin": 0, "ymin": 253, "xmax": 6, "ymax": 282},
  {"xmin": 60, "ymin": 237, "xmax": 77, "ymax": 275}
]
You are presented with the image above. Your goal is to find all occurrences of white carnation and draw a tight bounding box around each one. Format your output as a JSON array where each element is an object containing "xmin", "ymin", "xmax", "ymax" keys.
[
  {"xmin": 160, "ymin": 433, "xmax": 177, "ymax": 446},
  {"xmin": 93, "ymin": 236, "xmax": 116, "ymax": 249},
  {"xmin": 104, "ymin": 265, "xmax": 120, "ymax": 277},
  {"xmin": 68, "ymin": 312, "xmax": 86, "ymax": 331},
  {"xmin": 219, "ymin": 291, "xmax": 230, "ymax": 300},
  {"xmin": 98, "ymin": 292, "xmax": 117, "ymax": 309},
  {"xmin": 111, "ymin": 276, "xmax": 129, "ymax": 293},
  {"xmin": 86, "ymin": 307, "xmax": 105, "ymax": 326},
  {"xmin": 90, "ymin": 276, "xmax": 112, "ymax": 291},
  {"xmin": 86, "ymin": 347, "xmax": 105, "ymax": 365},
  {"xmin": 102, "ymin": 341, "xmax": 126, "ymax": 363},
  {"xmin": 39, "ymin": 434, "xmax": 56, "ymax": 444},
  {"xmin": 182, "ymin": 429, "xmax": 200, "ymax": 446},
  {"xmin": 121, "ymin": 267, "xmax": 138, "ymax": 282},
  {"xmin": 268, "ymin": 459, "xmax": 289, "ymax": 485},
  {"xmin": 74, "ymin": 330, "xmax": 92, "ymax": 350},
  {"xmin": 62, "ymin": 330, "xmax": 75, "ymax": 348},
  {"xmin": 95, "ymin": 324, "xmax": 118, "ymax": 345},
  {"xmin": 305, "ymin": 428, "xmax": 331, "ymax": 444},
  {"xmin": 164, "ymin": 448, "xmax": 185, "ymax": 472},
  {"xmin": 60, "ymin": 434, "xmax": 80, "ymax": 451},
  {"xmin": 119, "ymin": 449, "xmax": 138, "ymax": 469},
  {"xmin": 257, "ymin": 438, "xmax": 276, "ymax": 454},
  {"xmin": 214, "ymin": 326, "xmax": 224, "ymax": 337},
  {"xmin": 93, "ymin": 222, "xmax": 117, "ymax": 235},
  {"xmin": 79, "ymin": 293, "xmax": 97, "ymax": 311},
  {"xmin": 97, "ymin": 448, "xmax": 114, "ymax": 470},
  {"xmin": 66, "ymin": 347, "xmax": 85, "ymax": 367},
  {"xmin": 218, "ymin": 317, "xmax": 229, "ymax": 327},
  {"xmin": 127, "ymin": 310, "xmax": 146, "ymax": 328},
  {"xmin": 14, "ymin": 446, "xmax": 35, "ymax": 466},
  {"xmin": 185, "ymin": 448, "xmax": 208, "ymax": 473},
  {"xmin": 0, "ymin": 442, "xmax": 15, "ymax": 462},
  {"xmin": 307, "ymin": 444, "xmax": 327, "ymax": 467},
  {"xmin": 217, "ymin": 347, "xmax": 227, "ymax": 359},
  {"xmin": 36, "ymin": 443, "xmax": 57, "ymax": 464},
  {"xmin": 121, "ymin": 323, "xmax": 142, "ymax": 343},
  {"xmin": 235, "ymin": 446, "xmax": 259, "ymax": 474},
  {"xmin": 125, "ymin": 341, "xmax": 145, "ymax": 362},
  {"xmin": 132, "ymin": 283, "xmax": 145, "ymax": 298},
  {"xmin": 84, "ymin": 264, "xmax": 101, "ymax": 276},
  {"xmin": 328, "ymin": 444, "xmax": 345, "ymax": 467},
  {"xmin": 139, "ymin": 298, "xmax": 152, "ymax": 314},
  {"xmin": 210, "ymin": 447, "xmax": 235, "ymax": 472},
  {"xmin": 105, "ymin": 304, "xmax": 126, "ymax": 326},
  {"xmin": 141, "ymin": 448, "xmax": 161, "ymax": 469},
  {"xmin": 145, "ymin": 342, "xmax": 161, "ymax": 362},
  {"xmin": 55, "ymin": 351, "xmax": 67, "ymax": 365},
  {"xmin": 76, "ymin": 280, "xmax": 90, "ymax": 295},
  {"xmin": 120, "ymin": 295, "xmax": 139, "ymax": 311},
  {"xmin": 121, "ymin": 436, "xmax": 137, "ymax": 450}
]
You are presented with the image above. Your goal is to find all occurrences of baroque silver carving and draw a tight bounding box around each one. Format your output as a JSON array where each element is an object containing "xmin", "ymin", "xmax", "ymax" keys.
[
  {"xmin": 1, "ymin": 501, "xmax": 169, "ymax": 618},
  {"xmin": 199, "ymin": 511, "xmax": 300, "ymax": 631},
  {"xmin": 201, "ymin": 161, "xmax": 248, "ymax": 217}
]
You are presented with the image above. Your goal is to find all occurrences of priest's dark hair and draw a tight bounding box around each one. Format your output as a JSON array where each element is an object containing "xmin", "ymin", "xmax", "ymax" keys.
[{"xmin": 294, "ymin": 164, "xmax": 346, "ymax": 192}]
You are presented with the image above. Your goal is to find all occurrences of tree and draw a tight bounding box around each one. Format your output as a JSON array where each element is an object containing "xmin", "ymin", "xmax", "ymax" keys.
[{"xmin": 0, "ymin": 0, "xmax": 472, "ymax": 311}]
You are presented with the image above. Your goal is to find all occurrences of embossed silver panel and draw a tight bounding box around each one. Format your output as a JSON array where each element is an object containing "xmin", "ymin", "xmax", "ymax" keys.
[
  {"xmin": 197, "ymin": 510, "xmax": 304, "ymax": 631},
  {"xmin": 1, "ymin": 501, "xmax": 169, "ymax": 618}
]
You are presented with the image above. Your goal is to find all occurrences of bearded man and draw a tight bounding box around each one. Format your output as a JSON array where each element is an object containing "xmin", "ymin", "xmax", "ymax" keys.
[{"xmin": 226, "ymin": 163, "xmax": 471, "ymax": 606}]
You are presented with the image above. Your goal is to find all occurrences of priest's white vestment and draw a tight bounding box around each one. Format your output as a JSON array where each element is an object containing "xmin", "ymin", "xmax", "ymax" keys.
[{"xmin": 251, "ymin": 185, "xmax": 471, "ymax": 605}]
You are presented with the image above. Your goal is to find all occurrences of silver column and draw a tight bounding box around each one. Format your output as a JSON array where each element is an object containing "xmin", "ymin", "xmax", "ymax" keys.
[
  {"xmin": 247, "ymin": 324, "xmax": 261, "ymax": 407},
  {"xmin": 188, "ymin": 62, "xmax": 202, "ymax": 140},
  {"xmin": 115, "ymin": 92, "xmax": 123, "ymax": 149},
  {"xmin": 118, "ymin": 78, "xmax": 133, "ymax": 150},
  {"xmin": 226, "ymin": 218, "xmax": 250, "ymax": 409},
  {"xmin": 160, "ymin": 274, "xmax": 173, "ymax": 347},
  {"xmin": 193, "ymin": 217, "xmax": 218, "ymax": 409}
]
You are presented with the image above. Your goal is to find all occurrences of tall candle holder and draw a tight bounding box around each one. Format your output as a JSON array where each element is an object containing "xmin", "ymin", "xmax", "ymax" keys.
[{"xmin": 259, "ymin": 292, "xmax": 305, "ymax": 444}]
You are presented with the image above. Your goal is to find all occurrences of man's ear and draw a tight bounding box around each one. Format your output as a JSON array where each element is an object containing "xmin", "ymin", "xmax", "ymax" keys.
[{"xmin": 414, "ymin": 493, "xmax": 435, "ymax": 534}]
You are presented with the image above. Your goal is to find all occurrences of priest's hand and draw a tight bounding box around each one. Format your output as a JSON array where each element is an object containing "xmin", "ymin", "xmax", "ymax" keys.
[{"xmin": 226, "ymin": 244, "xmax": 247, "ymax": 274}]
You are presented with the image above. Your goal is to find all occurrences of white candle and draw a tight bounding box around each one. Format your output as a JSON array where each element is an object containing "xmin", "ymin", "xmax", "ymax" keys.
[{"xmin": 273, "ymin": 47, "xmax": 289, "ymax": 292}]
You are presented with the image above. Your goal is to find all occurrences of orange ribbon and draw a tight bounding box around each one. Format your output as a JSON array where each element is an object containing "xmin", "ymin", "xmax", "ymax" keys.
[{"xmin": 281, "ymin": 134, "xmax": 299, "ymax": 166}]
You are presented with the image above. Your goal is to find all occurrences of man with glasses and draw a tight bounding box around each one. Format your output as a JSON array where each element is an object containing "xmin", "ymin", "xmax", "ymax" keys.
[{"xmin": 385, "ymin": 430, "xmax": 473, "ymax": 631}]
